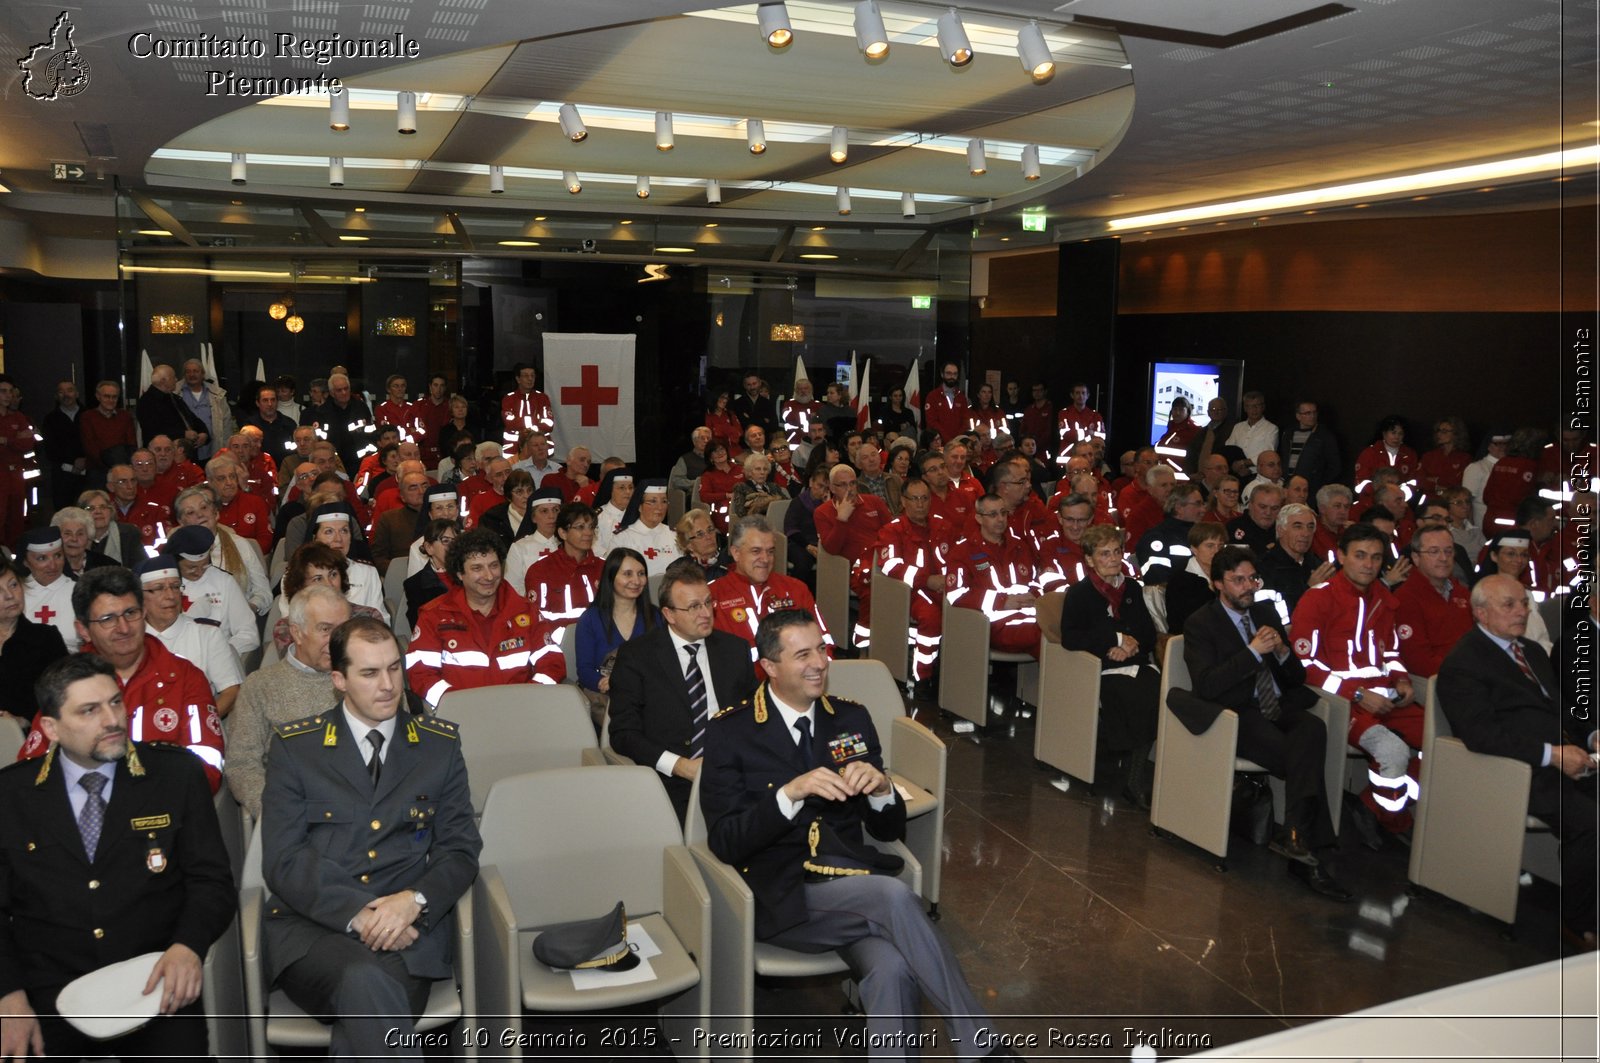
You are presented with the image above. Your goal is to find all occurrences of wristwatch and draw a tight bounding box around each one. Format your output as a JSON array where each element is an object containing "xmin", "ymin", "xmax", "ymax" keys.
[{"xmin": 412, "ymin": 890, "xmax": 429, "ymax": 912}]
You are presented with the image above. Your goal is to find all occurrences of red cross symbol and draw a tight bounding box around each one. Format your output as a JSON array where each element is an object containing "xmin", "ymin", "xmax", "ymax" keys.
[
  {"xmin": 643, "ymin": 547, "xmax": 659, "ymax": 560},
  {"xmin": 33, "ymin": 605, "xmax": 56, "ymax": 624},
  {"xmin": 559, "ymin": 365, "xmax": 620, "ymax": 427},
  {"xmin": 181, "ymin": 594, "xmax": 193, "ymax": 611}
]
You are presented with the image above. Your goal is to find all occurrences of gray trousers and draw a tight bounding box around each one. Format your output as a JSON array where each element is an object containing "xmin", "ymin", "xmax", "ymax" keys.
[
  {"xmin": 277, "ymin": 933, "xmax": 434, "ymax": 1060},
  {"xmin": 765, "ymin": 874, "xmax": 992, "ymax": 1061}
]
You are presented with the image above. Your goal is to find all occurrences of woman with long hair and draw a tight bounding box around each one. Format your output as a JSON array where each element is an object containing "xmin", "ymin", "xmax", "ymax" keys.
[{"xmin": 574, "ymin": 547, "xmax": 658, "ymax": 700}]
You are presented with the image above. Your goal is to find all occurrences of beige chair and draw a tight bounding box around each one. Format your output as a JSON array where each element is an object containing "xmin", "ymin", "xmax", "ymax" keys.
[
  {"xmin": 648, "ymin": 571, "xmax": 665, "ymax": 608},
  {"xmin": 1406, "ymin": 678, "xmax": 1559, "ymax": 926},
  {"xmin": 258, "ymin": 636, "xmax": 281, "ymax": 669},
  {"xmin": 1032, "ymin": 638, "xmax": 1103, "ymax": 786},
  {"xmin": 206, "ymin": 786, "xmax": 249, "ymax": 1062},
  {"xmin": 684, "ymin": 772, "xmax": 921, "ymax": 1059},
  {"xmin": 598, "ymin": 712, "xmax": 635, "ymax": 767},
  {"xmin": 0, "ymin": 717, "xmax": 25, "ymax": 763},
  {"xmin": 866, "ymin": 565, "xmax": 912, "ymax": 685},
  {"xmin": 473, "ymin": 766, "xmax": 710, "ymax": 1058},
  {"xmin": 766, "ymin": 499, "xmax": 791, "ymax": 576},
  {"xmin": 238, "ymin": 823, "xmax": 472, "ymax": 1060},
  {"xmin": 437, "ymin": 684, "xmax": 602, "ymax": 814},
  {"xmin": 815, "ymin": 545, "xmax": 853, "ymax": 651},
  {"xmin": 267, "ymin": 538, "xmax": 288, "ymax": 588},
  {"xmin": 826, "ymin": 660, "xmax": 947, "ymax": 916},
  {"xmin": 383, "ymin": 555, "xmax": 411, "ymax": 640},
  {"xmin": 668, "ymin": 487, "xmax": 687, "ymax": 528},
  {"xmin": 936, "ymin": 599, "xmax": 1039, "ymax": 728}
]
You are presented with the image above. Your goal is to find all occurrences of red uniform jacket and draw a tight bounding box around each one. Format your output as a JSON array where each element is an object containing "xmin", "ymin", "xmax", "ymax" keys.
[
  {"xmin": 218, "ymin": 491, "xmax": 272, "ymax": 553},
  {"xmin": 1393, "ymin": 575, "xmax": 1473, "ymax": 677},
  {"xmin": 1290, "ymin": 573, "xmax": 1406, "ymax": 700},
  {"xmin": 1480, "ymin": 456, "xmax": 1539, "ymax": 533},
  {"xmin": 710, "ymin": 570, "xmax": 828, "ymax": 652},
  {"xmin": 876, "ymin": 515, "xmax": 951, "ymax": 597},
  {"xmin": 1354, "ymin": 442, "xmax": 1420, "ymax": 495},
  {"xmin": 922, "ymin": 388, "xmax": 969, "ymax": 445},
  {"xmin": 780, "ymin": 399, "xmax": 821, "ymax": 446},
  {"xmin": 501, "ymin": 389, "xmax": 554, "ymax": 447},
  {"xmin": 1057, "ymin": 406, "xmax": 1106, "ymax": 447},
  {"xmin": 523, "ymin": 549, "xmax": 603, "ymax": 625},
  {"xmin": 1418, "ymin": 448, "xmax": 1471, "ymax": 495},
  {"xmin": 815, "ymin": 494, "xmax": 891, "ymax": 597},
  {"xmin": 406, "ymin": 581, "xmax": 561, "ymax": 705}
]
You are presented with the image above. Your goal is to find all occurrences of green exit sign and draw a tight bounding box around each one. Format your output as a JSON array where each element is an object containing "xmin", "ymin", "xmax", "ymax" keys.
[
  {"xmin": 910, "ymin": 295, "xmax": 932, "ymax": 309},
  {"xmin": 1020, "ymin": 213, "xmax": 1047, "ymax": 233}
]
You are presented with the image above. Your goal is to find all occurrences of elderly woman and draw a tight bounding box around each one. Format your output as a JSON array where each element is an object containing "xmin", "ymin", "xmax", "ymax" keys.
[
  {"xmin": 1058, "ymin": 524, "xmax": 1162, "ymax": 808},
  {"xmin": 592, "ymin": 467, "xmax": 636, "ymax": 556},
  {"xmin": 173, "ymin": 483, "xmax": 271, "ymax": 614},
  {"xmin": 307, "ymin": 501, "xmax": 388, "ymax": 621},
  {"xmin": 730, "ymin": 451, "xmax": 779, "ymax": 519},
  {"xmin": 0, "ymin": 552, "xmax": 68, "ymax": 728},
  {"xmin": 479, "ymin": 468, "xmax": 538, "ymax": 546},
  {"xmin": 675, "ymin": 507, "xmax": 729, "ymax": 582},
  {"xmin": 50, "ymin": 506, "xmax": 118, "ymax": 579},
  {"xmin": 78, "ymin": 488, "xmax": 144, "ymax": 565},
  {"xmin": 611, "ymin": 480, "xmax": 680, "ymax": 576},
  {"xmin": 271, "ymin": 541, "xmax": 387, "ymax": 652},
  {"xmin": 1164, "ymin": 521, "xmax": 1228, "ymax": 637}
]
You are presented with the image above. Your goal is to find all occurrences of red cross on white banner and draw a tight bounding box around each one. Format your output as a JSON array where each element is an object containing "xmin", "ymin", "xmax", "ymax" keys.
[
  {"xmin": 560, "ymin": 364, "xmax": 621, "ymax": 427},
  {"xmin": 546, "ymin": 334, "xmax": 637, "ymax": 461}
]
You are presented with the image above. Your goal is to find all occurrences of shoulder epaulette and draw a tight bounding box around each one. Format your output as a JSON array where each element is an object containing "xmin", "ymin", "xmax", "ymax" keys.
[
  {"xmin": 710, "ymin": 700, "xmax": 748, "ymax": 721},
  {"xmin": 413, "ymin": 714, "xmax": 459, "ymax": 740},
  {"xmin": 274, "ymin": 714, "xmax": 327, "ymax": 738}
]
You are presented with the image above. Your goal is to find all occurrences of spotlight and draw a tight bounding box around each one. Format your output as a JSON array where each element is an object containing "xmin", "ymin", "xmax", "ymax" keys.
[
  {"xmin": 564, "ymin": 170, "xmax": 582, "ymax": 194},
  {"xmin": 756, "ymin": 3, "xmax": 793, "ymax": 48},
  {"xmin": 967, "ymin": 137, "xmax": 986, "ymax": 176},
  {"xmin": 558, "ymin": 103, "xmax": 587, "ymax": 141},
  {"xmin": 396, "ymin": 91, "xmax": 418, "ymax": 134},
  {"xmin": 329, "ymin": 89, "xmax": 350, "ymax": 131},
  {"xmin": 837, "ymin": 187, "xmax": 851, "ymax": 215},
  {"xmin": 636, "ymin": 175, "xmax": 650, "ymax": 199},
  {"xmin": 747, "ymin": 119, "xmax": 767, "ymax": 155},
  {"xmin": 489, "ymin": 164, "xmax": 504, "ymax": 194},
  {"xmin": 707, "ymin": 179, "xmax": 722, "ymax": 205},
  {"xmin": 328, "ymin": 157, "xmax": 345, "ymax": 187},
  {"xmin": 854, "ymin": 0, "xmax": 889, "ymax": 59},
  {"xmin": 829, "ymin": 126, "xmax": 848, "ymax": 164},
  {"xmin": 230, "ymin": 152, "xmax": 247, "ymax": 185},
  {"xmin": 936, "ymin": 8, "xmax": 973, "ymax": 67},
  {"xmin": 901, "ymin": 192, "xmax": 916, "ymax": 218},
  {"xmin": 1017, "ymin": 21, "xmax": 1054, "ymax": 80},
  {"xmin": 655, "ymin": 112, "xmax": 674, "ymax": 151},
  {"xmin": 1021, "ymin": 144, "xmax": 1041, "ymax": 181}
]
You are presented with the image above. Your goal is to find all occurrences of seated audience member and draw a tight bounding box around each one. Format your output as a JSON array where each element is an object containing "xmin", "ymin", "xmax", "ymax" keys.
[
  {"xmin": 1057, "ymin": 525, "xmax": 1161, "ymax": 807},
  {"xmin": 1290, "ymin": 523, "xmax": 1418, "ymax": 846},
  {"xmin": 988, "ymin": 455, "xmax": 1051, "ymax": 542},
  {"xmin": 1439, "ymin": 484, "xmax": 1486, "ymax": 565},
  {"xmin": 172, "ymin": 483, "xmax": 272, "ymax": 615},
  {"xmin": 138, "ymin": 554, "xmax": 243, "ymax": 718},
  {"xmin": 784, "ymin": 464, "xmax": 830, "ymax": 587},
  {"xmin": 730, "ymin": 451, "xmax": 782, "ymax": 521},
  {"xmin": 1394, "ymin": 523, "xmax": 1474, "ymax": 676},
  {"xmin": 611, "ymin": 481, "xmax": 680, "ymax": 576},
  {"xmin": 1284, "ymin": 475, "xmax": 1311, "ymax": 506},
  {"xmin": 699, "ymin": 609, "xmax": 1021, "ymax": 1058},
  {"xmin": 943, "ymin": 439, "xmax": 982, "ymax": 500},
  {"xmin": 590, "ymin": 467, "xmax": 635, "ymax": 553},
  {"xmin": 1164, "ymin": 522, "xmax": 1227, "ymax": 637},
  {"xmin": 1479, "ymin": 427, "xmax": 1544, "ymax": 534},
  {"xmin": 511, "ymin": 430, "xmax": 561, "ymax": 485},
  {"xmin": 815, "ymin": 463, "xmax": 892, "ymax": 649},
  {"xmin": 677, "ymin": 507, "xmax": 731, "ymax": 583},
  {"xmin": 460, "ymin": 455, "xmax": 511, "ymax": 530},
  {"xmin": 1419, "ymin": 415, "xmax": 1473, "ymax": 496},
  {"xmin": 607, "ymin": 559, "xmax": 757, "ymax": 822},
  {"xmin": 1312, "ymin": 483, "xmax": 1354, "ymax": 561},
  {"xmin": 945, "ymin": 493, "xmax": 1042, "ymax": 659},
  {"xmin": 408, "ymin": 527, "xmax": 561, "ymax": 706},
  {"xmin": 0, "ymin": 552, "xmax": 69, "ymax": 727},
  {"xmin": 1036, "ymin": 493, "xmax": 1097, "ymax": 592},
  {"xmin": 107, "ymin": 461, "xmax": 167, "ymax": 548},
  {"xmin": 669, "ymin": 426, "xmax": 714, "ymax": 494},
  {"xmin": 272, "ymin": 542, "xmax": 386, "ymax": 654},
  {"xmin": 226, "ymin": 585, "xmax": 353, "ymax": 818},
  {"xmin": 21, "ymin": 528, "xmax": 81, "ymax": 650},
  {"xmin": 1202, "ymin": 475, "xmax": 1243, "ymax": 526},
  {"xmin": 573, "ymin": 547, "xmax": 658, "ymax": 724},
  {"xmin": 166, "ymin": 525, "xmax": 259, "ymax": 658},
  {"xmin": 1354, "ymin": 414, "xmax": 1420, "ymax": 497},
  {"xmin": 1471, "ymin": 529, "xmax": 1553, "ymax": 651},
  {"xmin": 307, "ymin": 501, "xmax": 388, "ymax": 621},
  {"xmin": 404, "ymin": 519, "xmax": 457, "ymax": 630},
  {"xmin": 1195, "ymin": 452, "xmax": 1230, "ymax": 501},
  {"xmin": 1227, "ymin": 481, "xmax": 1283, "ymax": 555},
  {"xmin": 370, "ymin": 468, "xmax": 430, "ymax": 573},
  {"xmin": 1437, "ymin": 574, "xmax": 1597, "ymax": 949},
  {"xmin": 875, "ymin": 477, "xmax": 952, "ymax": 685},
  {"xmin": 697, "ymin": 442, "xmax": 743, "ymax": 532},
  {"xmin": 1257, "ymin": 502, "xmax": 1337, "ymax": 617},
  {"xmin": 48, "ymin": 506, "xmax": 118, "ymax": 581},
  {"xmin": 1155, "ymin": 396, "xmax": 1200, "ymax": 472},
  {"xmin": 704, "ymin": 390, "xmax": 743, "ymax": 456},
  {"xmin": 207, "ymin": 454, "xmax": 272, "ymax": 554},
  {"xmin": 80, "ymin": 488, "xmax": 144, "ymax": 565},
  {"xmin": 523, "ymin": 501, "xmax": 603, "ymax": 628},
  {"xmin": 711, "ymin": 516, "xmax": 827, "ymax": 655},
  {"xmin": 1135, "ymin": 482, "xmax": 1205, "ymax": 585},
  {"xmin": 1513, "ymin": 495, "xmax": 1560, "ymax": 595},
  {"xmin": 1179, "ymin": 546, "xmax": 1349, "ymax": 899},
  {"xmin": 1355, "ymin": 474, "xmax": 1416, "ymax": 543},
  {"xmin": 502, "ymin": 486, "xmax": 563, "ymax": 591},
  {"xmin": 1283, "ymin": 400, "xmax": 1341, "ymax": 498},
  {"xmin": 1242, "ymin": 450, "xmax": 1285, "ymax": 501},
  {"xmin": 477, "ymin": 468, "xmax": 538, "ymax": 547},
  {"xmin": 1415, "ymin": 496, "xmax": 1475, "ymax": 584},
  {"xmin": 921, "ymin": 450, "xmax": 974, "ymax": 529}
]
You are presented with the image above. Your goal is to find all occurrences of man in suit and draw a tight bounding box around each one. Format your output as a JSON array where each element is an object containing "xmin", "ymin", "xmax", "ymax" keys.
[
  {"xmin": 701, "ymin": 610, "xmax": 1019, "ymax": 1060},
  {"xmin": 1437, "ymin": 574, "xmax": 1596, "ymax": 948},
  {"xmin": 1180, "ymin": 546, "xmax": 1350, "ymax": 900},
  {"xmin": 609, "ymin": 558, "xmax": 756, "ymax": 822},
  {"xmin": 0, "ymin": 654, "xmax": 234, "ymax": 1059},
  {"xmin": 261, "ymin": 616, "xmax": 481, "ymax": 1057}
]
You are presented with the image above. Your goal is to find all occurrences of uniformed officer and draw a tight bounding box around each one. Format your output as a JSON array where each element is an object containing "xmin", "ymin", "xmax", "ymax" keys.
[
  {"xmin": 260, "ymin": 615, "xmax": 480, "ymax": 1059},
  {"xmin": 0, "ymin": 653, "xmax": 234, "ymax": 1060}
]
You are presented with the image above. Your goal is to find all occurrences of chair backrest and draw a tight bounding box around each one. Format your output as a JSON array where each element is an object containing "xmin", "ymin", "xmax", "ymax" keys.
[
  {"xmin": 438, "ymin": 684, "xmax": 600, "ymax": 813},
  {"xmin": 258, "ymin": 637, "xmax": 281, "ymax": 669},
  {"xmin": 814, "ymin": 546, "xmax": 852, "ymax": 649},
  {"xmin": 383, "ymin": 558, "xmax": 410, "ymax": 635},
  {"xmin": 241, "ymin": 819, "xmax": 265, "ymax": 891},
  {"xmin": 262, "ymin": 599, "xmax": 283, "ymax": 645},
  {"xmin": 1143, "ymin": 583, "xmax": 1169, "ymax": 635},
  {"xmin": 479, "ymin": 765, "xmax": 680, "ymax": 924},
  {"xmin": 558, "ymin": 622, "xmax": 578, "ymax": 683},
  {"xmin": 648, "ymin": 572, "xmax": 664, "ymax": 608},
  {"xmin": 825, "ymin": 659, "xmax": 911, "ymax": 766},
  {"xmin": 1036, "ymin": 590, "xmax": 1065, "ymax": 645},
  {"xmin": 268, "ymin": 539, "xmax": 288, "ymax": 588},
  {"xmin": 0, "ymin": 720, "xmax": 24, "ymax": 763},
  {"xmin": 684, "ymin": 770, "xmax": 709, "ymax": 846},
  {"xmin": 1160, "ymin": 635, "xmax": 1191, "ymax": 703}
]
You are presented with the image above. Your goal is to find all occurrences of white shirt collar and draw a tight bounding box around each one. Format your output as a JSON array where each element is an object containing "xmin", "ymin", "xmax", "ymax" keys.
[
  {"xmin": 341, "ymin": 704, "xmax": 398, "ymax": 762},
  {"xmin": 765, "ymin": 685, "xmax": 815, "ymax": 733},
  {"xmin": 285, "ymin": 645, "xmax": 320, "ymax": 675},
  {"xmin": 60, "ymin": 755, "xmax": 116, "ymax": 796}
]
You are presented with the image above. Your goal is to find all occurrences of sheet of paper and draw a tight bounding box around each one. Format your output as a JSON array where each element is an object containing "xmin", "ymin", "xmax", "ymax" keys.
[{"xmin": 566, "ymin": 921, "xmax": 661, "ymax": 990}]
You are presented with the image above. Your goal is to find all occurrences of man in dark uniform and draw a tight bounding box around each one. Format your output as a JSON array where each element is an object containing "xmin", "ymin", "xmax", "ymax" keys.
[
  {"xmin": 261, "ymin": 615, "xmax": 480, "ymax": 1058},
  {"xmin": 0, "ymin": 654, "xmax": 234, "ymax": 1059},
  {"xmin": 700, "ymin": 610, "xmax": 1018, "ymax": 1060}
]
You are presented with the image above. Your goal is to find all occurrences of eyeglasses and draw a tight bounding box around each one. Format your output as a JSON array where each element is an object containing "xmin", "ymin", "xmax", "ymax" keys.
[
  {"xmin": 975, "ymin": 509, "xmax": 1005, "ymax": 519},
  {"xmin": 1224, "ymin": 573, "xmax": 1264, "ymax": 586},
  {"xmin": 107, "ymin": 476, "xmax": 133, "ymax": 485},
  {"xmin": 1415, "ymin": 547, "xmax": 1455, "ymax": 558},
  {"xmin": 88, "ymin": 605, "xmax": 144, "ymax": 628},
  {"xmin": 663, "ymin": 597, "xmax": 714, "ymax": 614}
]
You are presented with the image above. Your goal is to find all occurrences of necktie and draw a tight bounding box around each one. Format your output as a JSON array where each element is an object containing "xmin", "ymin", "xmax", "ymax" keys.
[
  {"xmin": 367, "ymin": 730, "xmax": 384, "ymax": 789},
  {"xmin": 1240, "ymin": 614, "xmax": 1281, "ymax": 721},
  {"xmin": 685, "ymin": 644, "xmax": 708, "ymax": 760},
  {"xmin": 1510, "ymin": 642, "xmax": 1542, "ymax": 689},
  {"xmin": 78, "ymin": 772, "xmax": 107, "ymax": 862},
  {"xmin": 794, "ymin": 715, "xmax": 816, "ymax": 770}
]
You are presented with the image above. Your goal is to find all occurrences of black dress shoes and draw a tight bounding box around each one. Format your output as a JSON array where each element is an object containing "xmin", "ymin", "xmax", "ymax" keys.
[
  {"xmin": 1342, "ymin": 793, "xmax": 1384, "ymax": 852},
  {"xmin": 1268, "ymin": 826, "xmax": 1319, "ymax": 866},
  {"xmin": 1290, "ymin": 861, "xmax": 1353, "ymax": 901}
]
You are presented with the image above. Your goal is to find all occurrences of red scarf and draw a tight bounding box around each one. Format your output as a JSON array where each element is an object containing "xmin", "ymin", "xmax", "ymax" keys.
[{"xmin": 1088, "ymin": 570, "xmax": 1124, "ymax": 619}]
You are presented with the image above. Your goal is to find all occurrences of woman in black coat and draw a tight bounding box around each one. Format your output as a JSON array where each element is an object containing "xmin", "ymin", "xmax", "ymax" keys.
[
  {"xmin": 1165, "ymin": 523, "xmax": 1228, "ymax": 638},
  {"xmin": 0, "ymin": 555, "xmax": 69, "ymax": 726},
  {"xmin": 477, "ymin": 470, "xmax": 538, "ymax": 546},
  {"xmin": 1058, "ymin": 524, "xmax": 1162, "ymax": 807}
]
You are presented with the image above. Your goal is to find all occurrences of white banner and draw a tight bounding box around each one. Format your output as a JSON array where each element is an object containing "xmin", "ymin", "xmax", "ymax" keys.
[{"xmin": 544, "ymin": 333, "xmax": 637, "ymax": 461}]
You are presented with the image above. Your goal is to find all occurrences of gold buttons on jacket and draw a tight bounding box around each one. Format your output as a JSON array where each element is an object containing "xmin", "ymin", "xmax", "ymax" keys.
[
  {"xmin": 360, "ymin": 874, "xmax": 370, "ymax": 883},
  {"xmin": 367, "ymin": 850, "xmax": 377, "ymax": 859},
  {"xmin": 370, "ymin": 819, "xmax": 381, "ymax": 830},
  {"xmin": 88, "ymin": 880, "xmax": 100, "ymax": 890},
  {"xmin": 93, "ymin": 928, "xmax": 104, "ymax": 939}
]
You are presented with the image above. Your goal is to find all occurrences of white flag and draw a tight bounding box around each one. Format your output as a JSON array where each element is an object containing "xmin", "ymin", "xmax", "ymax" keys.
[{"xmin": 544, "ymin": 334, "xmax": 637, "ymax": 461}]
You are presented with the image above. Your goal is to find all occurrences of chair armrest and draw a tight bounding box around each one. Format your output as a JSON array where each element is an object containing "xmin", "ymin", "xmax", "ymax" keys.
[
  {"xmin": 238, "ymin": 885, "xmax": 268, "ymax": 1058},
  {"xmin": 889, "ymin": 716, "xmax": 946, "ymax": 798},
  {"xmin": 453, "ymin": 888, "xmax": 475, "ymax": 1030},
  {"xmin": 662, "ymin": 845, "xmax": 711, "ymax": 968},
  {"xmin": 474, "ymin": 864, "xmax": 520, "ymax": 1035},
  {"xmin": 602, "ymin": 747, "xmax": 636, "ymax": 767},
  {"xmin": 579, "ymin": 747, "xmax": 605, "ymax": 767}
]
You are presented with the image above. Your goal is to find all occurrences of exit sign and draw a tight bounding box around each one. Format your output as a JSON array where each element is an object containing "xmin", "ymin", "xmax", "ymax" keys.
[
  {"xmin": 1021, "ymin": 212, "xmax": 1047, "ymax": 233},
  {"xmin": 910, "ymin": 295, "xmax": 932, "ymax": 309}
]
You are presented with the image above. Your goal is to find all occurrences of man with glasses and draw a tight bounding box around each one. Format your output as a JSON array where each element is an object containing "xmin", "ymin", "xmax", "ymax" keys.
[
  {"xmin": 945, "ymin": 493, "xmax": 1041, "ymax": 658},
  {"xmin": 815, "ymin": 464, "xmax": 890, "ymax": 650},
  {"xmin": 105, "ymin": 463, "xmax": 166, "ymax": 548},
  {"xmin": 609, "ymin": 559, "xmax": 756, "ymax": 822},
  {"xmin": 80, "ymin": 489, "xmax": 144, "ymax": 566},
  {"xmin": 986, "ymin": 456, "xmax": 1051, "ymax": 541},
  {"xmin": 138, "ymin": 554, "xmax": 243, "ymax": 720},
  {"xmin": 207, "ymin": 454, "xmax": 272, "ymax": 554},
  {"xmin": 1394, "ymin": 523, "xmax": 1474, "ymax": 676},
  {"xmin": 78, "ymin": 379, "xmax": 136, "ymax": 485},
  {"xmin": 1037, "ymin": 494, "xmax": 1097, "ymax": 592},
  {"xmin": 875, "ymin": 477, "xmax": 952, "ymax": 685},
  {"xmin": 1283, "ymin": 401, "xmax": 1340, "ymax": 498},
  {"xmin": 17, "ymin": 566, "xmax": 225, "ymax": 793}
]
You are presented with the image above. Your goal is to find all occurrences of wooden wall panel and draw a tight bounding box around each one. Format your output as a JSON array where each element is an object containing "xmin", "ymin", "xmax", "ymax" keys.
[{"xmin": 983, "ymin": 250, "xmax": 1057, "ymax": 317}]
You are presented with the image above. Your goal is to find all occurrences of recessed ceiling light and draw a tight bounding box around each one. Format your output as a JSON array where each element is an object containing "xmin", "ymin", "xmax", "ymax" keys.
[
  {"xmin": 811, "ymin": 226, "xmax": 826, "ymax": 232},
  {"xmin": 1479, "ymin": 186, "xmax": 1495, "ymax": 192},
  {"xmin": 705, "ymin": 222, "xmax": 719, "ymax": 228},
  {"xmin": 657, "ymin": 247, "xmax": 695, "ymax": 253},
  {"xmin": 619, "ymin": 219, "xmax": 632, "ymax": 225},
  {"xmin": 230, "ymin": 199, "xmax": 243, "ymax": 206},
  {"xmin": 136, "ymin": 229, "xmax": 172, "ymax": 236},
  {"xmin": 354, "ymin": 206, "xmax": 366, "ymax": 213},
  {"xmin": 339, "ymin": 235, "xmax": 369, "ymax": 241},
  {"xmin": 800, "ymin": 253, "xmax": 838, "ymax": 260},
  {"xmin": 1353, "ymin": 202, "xmax": 1369, "ymax": 209},
  {"xmin": 498, "ymin": 240, "xmax": 540, "ymax": 247},
  {"xmin": 534, "ymin": 215, "xmax": 547, "ymax": 221}
]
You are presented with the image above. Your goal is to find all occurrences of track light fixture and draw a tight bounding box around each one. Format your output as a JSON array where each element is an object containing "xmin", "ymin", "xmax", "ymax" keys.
[
  {"xmin": 707, "ymin": 179, "xmax": 722, "ymax": 205},
  {"xmin": 936, "ymin": 9, "xmax": 973, "ymax": 67},
  {"xmin": 1021, "ymin": 144, "xmax": 1041, "ymax": 181},
  {"xmin": 558, "ymin": 103, "xmax": 587, "ymax": 141},
  {"xmin": 230, "ymin": 152, "xmax": 247, "ymax": 185},
  {"xmin": 488, "ymin": 165, "xmax": 504, "ymax": 193},
  {"xmin": 854, "ymin": 0, "xmax": 889, "ymax": 59},
  {"xmin": 1017, "ymin": 21, "xmax": 1054, "ymax": 80},
  {"xmin": 655, "ymin": 112, "xmax": 674, "ymax": 151},
  {"xmin": 837, "ymin": 187, "xmax": 852, "ymax": 215},
  {"xmin": 329, "ymin": 90, "xmax": 350, "ymax": 131},
  {"xmin": 564, "ymin": 170, "xmax": 582, "ymax": 194},
  {"xmin": 636, "ymin": 175, "xmax": 650, "ymax": 199},
  {"xmin": 396, "ymin": 91, "xmax": 418, "ymax": 134},
  {"xmin": 329, "ymin": 157, "xmax": 344, "ymax": 187},
  {"xmin": 967, "ymin": 138, "xmax": 986, "ymax": 176},
  {"xmin": 756, "ymin": 3, "xmax": 793, "ymax": 48},
  {"xmin": 901, "ymin": 192, "xmax": 916, "ymax": 218},
  {"xmin": 829, "ymin": 126, "xmax": 848, "ymax": 164},
  {"xmin": 747, "ymin": 119, "xmax": 767, "ymax": 155}
]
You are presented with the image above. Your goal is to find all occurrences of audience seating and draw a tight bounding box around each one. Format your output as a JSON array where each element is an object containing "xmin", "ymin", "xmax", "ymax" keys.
[
  {"xmin": 0, "ymin": 718, "xmax": 24, "ymax": 763},
  {"xmin": 437, "ymin": 684, "xmax": 602, "ymax": 814},
  {"xmin": 936, "ymin": 599, "xmax": 1039, "ymax": 728},
  {"xmin": 238, "ymin": 822, "xmax": 472, "ymax": 1060},
  {"xmin": 1032, "ymin": 634, "xmax": 1104, "ymax": 787},
  {"xmin": 866, "ymin": 565, "xmax": 912, "ymax": 684},
  {"xmin": 205, "ymin": 786, "xmax": 249, "ymax": 1062},
  {"xmin": 383, "ymin": 556, "xmax": 410, "ymax": 640},
  {"xmin": 473, "ymin": 766, "xmax": 710, "ymax": 1059},
  {"xmin": 648, "ymin": 572, "xmax": 664, "ymax": 607},
  {"xmin": 667, "ymin": 487, "xmax": 687, "ymax": 528},
  {"xmin": 765, "ymin": 498, "xmax": 790, "ymax": 575},
  {"xmin": 258, "ymin": 637, "xmax": 281, "ymax": 669},
  {"xmin": 597, "ymin": 713, "xmax": 635, "ymax": 766},
  {"xmin": 814, "ymin": 544, "xmax": 852, "ymax": 651},
  {"xmin": 826, "ymin": 660, "xmax": 947, "ymax": 916},
  {"xmin": 267, "ymin": 539, "xmax": 287, "ymax": 588}
]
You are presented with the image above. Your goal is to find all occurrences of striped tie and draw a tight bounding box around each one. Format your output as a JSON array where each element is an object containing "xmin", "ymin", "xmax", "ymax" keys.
[
  {"xmin": 1510, "ymin": 641, "xmax": 1542, "ymax": 688},
  {"xmin": 686, "ymin": 644, "xmax": 708, "ymax": 760},
  {"xmin": 78, "ymin": 772, "xmax": 107, "ymax": 862}
]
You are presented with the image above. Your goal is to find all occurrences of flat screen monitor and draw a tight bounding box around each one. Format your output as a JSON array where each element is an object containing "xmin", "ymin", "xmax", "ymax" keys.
[{"xmin": 1147, "ymin": 360, "xmax": 1243, "ymax": 447}]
